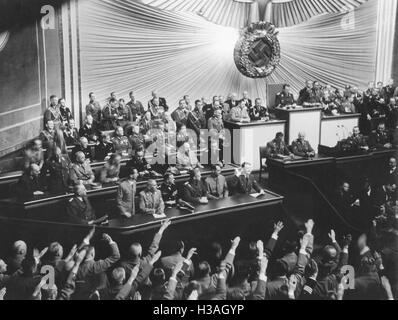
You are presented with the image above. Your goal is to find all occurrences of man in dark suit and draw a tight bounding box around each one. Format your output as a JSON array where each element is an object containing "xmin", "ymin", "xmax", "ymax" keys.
[
  {"xmin": 383, "ymin": 158, "xmax": 398, "ymax": 202},
  {"xmin": 73, "ymin": 233, "xmax": 120, "ymax": 300},
  {"xmin": 298, "ymin": 80, "xmax": 313, "ymax": 105},
  {"xmin": 119, "ymin": 220, "xmax": 170, "ymax": 279},
  {"xmin": 181, "ymin": 168, "xmax": 209, "ymax": 205},
  {"xmin": 229, "ymin": 162, "xmax": 265, "ymax": 195},
  {"xmin": 66, "ymin": 185, "xmax": 97, "ymax": 225},
  {"xmin": 159, "ymin": 241, "xmax": 194, "ymax": 280},
  {"xmin": 116, "ymin": 168, "xmax": 138, "ymax": 218},
  {"xmin": 16, "ymin": 164, "xmax": 46, "ymax": 199},
  {"xmin": 79, "ymin": 115, "xmax": 99, "ymax": 143}
]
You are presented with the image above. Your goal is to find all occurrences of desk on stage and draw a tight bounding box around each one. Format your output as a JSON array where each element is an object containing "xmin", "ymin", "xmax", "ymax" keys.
[
  {"xmin": 320, "ymin": 114, "xmax": 361, "ymax": 147},
  {"xmin": 0, "ymin": 165, "xmax": 238, "ymax": 211},
  {"xmin": 0, "ymin": 191, "xmax": 284, "ymax": 239},
  {"xmin": 275, "ymin": 107, "xmax": 323, "ymax": 148},
  {"xmin": 225, "ymin": 120, "xmax": 286, "ymax": 170},
  {"xmin": 268, "ymin": 148, "xmax": 397, "ymax": 193}
]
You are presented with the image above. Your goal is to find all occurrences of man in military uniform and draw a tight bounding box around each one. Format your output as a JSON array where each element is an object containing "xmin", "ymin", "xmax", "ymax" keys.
[
  {"xmin": 44, "ymin": 95, "xmax": 61, "ymax": 128},
  {"xmin": 39, "ymin": 120, "xmax": 56, "ymax": 150},
  {"xmin": 348, "ymin": 126, "xmax": 369, "ymax": 150},
  {"xmin": 229, "ymin": 162, "xmax": 264, "ymax": 196},
  {"xmin": 79, "ymin": 115, "xmax": 99, "ymax": 143},
  {"xmin": 160, "ymin": 173, "xmax": 179, "ymax": 206},
  {"xmin": 249, "ymin": 98, "xmax": 271, "ymax": 121},
  {"xmin": 369, "ymin": 123, "xmax": 394, "ymax": 150},
  {"xmin": 112, "ymin": 126, "xmax": 131, "ymax": 155},
  {"xmin": 230, "ymin": 101, "xmax": 250, "ymax": 123},
  {"xmin": 275, "ymin": 84, "xmax": 295, "ymax": 108},
  {"xmin": 139, "ymin": 180, "xmax": 165, "ymax": 215},
  {"xmin": 102, "ymin": 98, "xmax": 121, "ymax": 131},
  {"xmin": 44, "ymin": 146, "xmax": 71, "ymax": 195},
  {"xmin": 128, "ymin": 125, "xmax": 145, "ymax": 154},
  {"xmin": 58, "ymin": 98, "xmax": 73, "ymax": 126},
  {"xmin": 66, "ymin": 185, "xmax": 97, "ymax": 225},
  {"xmin": 72, "ymin": 137, "xmax": 93, "ymax": 163},
  {"xmin": 172, "ymin": 99, "xmax": 189, "ymax": 129},
  {"xmin": 116, "ymin": 168, "xmax": 138, "ymax": 218},
  {"xmin": 240, "ymin": 91, "xmax": 252, "ymax": 109},
  {"xmin": 148, "ymin": 90, "xmax": 169, "ymax": 112},
  {"xmin": 291, "ymin": 132, "xmax": 315, "ymax": 158},
  {"xmin": 208, "ymin": 109, "xmax": 225, "ymax": 132},
  {"xmin": 127, "ymin": 91, "xmax": 145, "ymax": 122},
  {"xmin": 70, "ymin": 151, "xmax": 95, "ymax": 186},
  {"xmin": 205, "ymin": 164, "xmax": 229, "ymax": 199},
  {"xmin": 126, "ymin": 150, "xmax": 151, "ymax": 176},
  {"xmin": 181, "ymin": 168, "xmax": 209, "ymax": 205},
  {"xmin": 177, "ymin": 142, "xmax": 203, "ymax": 170},
  {"xmin": 265, "ymin": 132, "xmax": 293, "ymax": 159},
  {"xmin": 298, "ymin": 80, "xmax": 313, "ymax": 106},
  {"xmin": 187, "ymin": 100, "xmax": 206, "ymax": 137},
  {"xmin": 86, "ymin": 92, "xmax": 102, "ymax": 124}
]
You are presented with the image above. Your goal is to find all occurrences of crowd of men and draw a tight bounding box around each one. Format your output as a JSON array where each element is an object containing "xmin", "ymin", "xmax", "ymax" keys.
[
  {"xmin": 0, "ymin": 212, "xmax": 397, "ymax": 300},
  {"xmin": 4, "ymin": 81, "xmax": 397, "ymax": 300}
]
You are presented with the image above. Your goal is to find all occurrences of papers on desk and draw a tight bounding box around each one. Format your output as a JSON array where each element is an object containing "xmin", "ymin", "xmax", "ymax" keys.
[
  {"xmin": 153, "ymin": 213, "xmax": 167, "ymax": 219},
  {"xmin": 250, "ymin": 193, "xmax": 263, "ymax": 199}
]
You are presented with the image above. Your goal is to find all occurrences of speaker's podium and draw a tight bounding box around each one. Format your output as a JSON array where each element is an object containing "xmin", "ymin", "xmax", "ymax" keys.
[{"xmin": 275, "ymin": 106, "xmax": 323, "ymax": 148}]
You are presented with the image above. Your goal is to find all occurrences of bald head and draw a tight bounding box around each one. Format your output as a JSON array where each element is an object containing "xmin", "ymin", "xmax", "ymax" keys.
[
  {"xmin": 129, "ymin": 243, "xmax": 143, "ymax": 260},
  {"xmin": 13, "ymin": 240, "xmax": 27, "ymax": 256}
]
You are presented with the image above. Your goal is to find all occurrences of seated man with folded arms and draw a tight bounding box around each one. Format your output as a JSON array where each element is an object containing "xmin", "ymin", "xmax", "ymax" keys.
[
  {"xmin": 265, "ymin": 132, "xmax": 294, "ymax": 159},
  {"xmin": 70, "ymin": 151, "xmax": 95, "ymax": 186},
  {"xmin": 291, "ymin": 132, "xmax": 315, "ymax": 158},
  {"xmin": 116, "ymin": 168, "xmax": 138, "ymax": 219},
  {"xmin": 177, "ymin": 142, "xmax": 204, "ymax": 171},
  {"xmin": 229, "ymin": 162, "xmax": 265, "ymax": 196},
  {"xmin": 66, "ymin": 184, "xmax": 97, "ymax": 225},
  {"xmin": 181, "ymin": 168, "xmax": 209, "ymax": 205},
  {"xmin": 16, "ymin": 164, "xmax": 46, "ymax": 199},
  {"xmin": 139, "ymin": 180, "xmax": 165, "ymax": 216}
]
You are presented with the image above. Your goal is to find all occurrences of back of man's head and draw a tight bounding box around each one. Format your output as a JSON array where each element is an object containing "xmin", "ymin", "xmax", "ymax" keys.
[
  {"xmin": 151, "ymin": 268, "xmax": 166, "ymax": 286},
  {"xmin": 111, "ymin": 268, "xmax": 126, "ymax": 285},
  {"xmin": 196, "ymin": 261, "xmax": 211, "ymax": 279},
  {"xmin": 171, "ymin": 240, "xmax": 185, "ymax": 254},
  {"xmin": 21, "ymin": 256, "xmax": 37, "ymax": 276},
  {"xmin": 13, "ymin": 240, "xmax": 27, "ymax": 256},
  {"xmin": 273, "ymin": 259, "xmax": 289, "ymax": 278},
  {"xmin": 129, "ymin": 243, "xmax": 142, "ymax": 260}
]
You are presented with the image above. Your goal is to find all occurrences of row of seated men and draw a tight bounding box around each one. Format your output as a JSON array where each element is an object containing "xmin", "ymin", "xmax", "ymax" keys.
[
  {"xmin": 263, "ymin": 123, "xmax": 395, "ymax": 160},
  {"xmin": 17, "ymin": 159, "xmax": 265, "ymax": 225}
]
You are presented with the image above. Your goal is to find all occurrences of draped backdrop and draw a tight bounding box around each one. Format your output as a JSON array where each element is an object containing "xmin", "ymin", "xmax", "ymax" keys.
[{"xmin": 77, "ymin": 0, "xmax": 386, "ymax": 108}]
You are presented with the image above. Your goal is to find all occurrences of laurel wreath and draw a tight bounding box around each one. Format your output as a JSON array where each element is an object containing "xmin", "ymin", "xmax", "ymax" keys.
[{"xmin": 234, "ymin": 22, "xmax": 280, "ymax": 78}]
